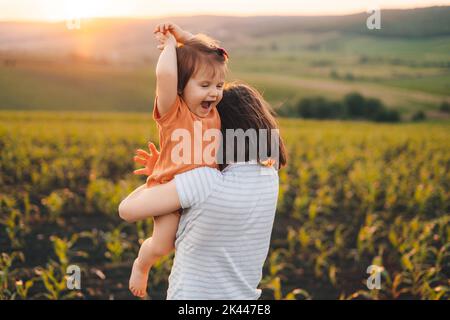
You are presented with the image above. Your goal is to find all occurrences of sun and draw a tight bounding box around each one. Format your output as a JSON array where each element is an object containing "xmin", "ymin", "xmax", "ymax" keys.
[{"xmin": 63, "ymin": 0, "xmax": 104, "ymax": 20}]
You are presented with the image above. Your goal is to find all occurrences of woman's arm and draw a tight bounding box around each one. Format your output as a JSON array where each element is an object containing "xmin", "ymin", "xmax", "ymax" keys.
[{"xmin": 118, "ymin": 181, "xmax": 181, "ymax": 223}]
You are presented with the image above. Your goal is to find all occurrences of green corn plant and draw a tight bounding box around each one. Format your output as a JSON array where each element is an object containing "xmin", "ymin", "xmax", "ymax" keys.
[
  {"xmin": 14, "ymin": 279, "xmax": 35, "ymax": 300},
  {"xmin": 260, "ymin": 248, "xmax": 310, "ymax": 300},
  {"xmin": 297, "ymin": 226, "xmax": 311, "ymax": 251},
  {"xmin": 0, "ymin": 252, "xmax": 24, "ymax": 299},
  {"xmin": 150, "ymin": 253, "xmax": 174, "ymax": 286},
  {"xmin": 104, "ymin": 224, "xmax": 130, "ymax": 263},
  {"xmin": 50, "ymin": 234, "xmax": 81, "ymax": 268},
  {"xmin": 0, "ymin": 209, "xmax": 24, "ymax": 249},
  {"xmin": 41, "ymin": 191, "xmax": 65, "ymax": 222},
  {"xmin": 286, "ymin": 226, "xmax": 297, "ymax": 257},
  {"xmin": 35, "ymin": 263, "xmax": 79, "ymax": 300},
  {"xmin": 136, "ymin": 219, "xmax": 154, "ymax": 243},
  {"xmin": 34, "ymin": 234, "xmax": 84, "ymax": 300},
  {"xmin": 0, "ymin": 197, "xmax": 28, "ymax": 249},
  {"xmin": 265, "ymin": 276, "xmax": 312, "ymax": 300}
]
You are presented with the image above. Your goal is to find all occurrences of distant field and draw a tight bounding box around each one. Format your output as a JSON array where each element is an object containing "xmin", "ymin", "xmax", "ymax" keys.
[
  {"xmin": 1, "ymin": 30, "xmax": 449, "ymax": 118},
  {"xmin": 0, "ymin": 61, "xmax": 155, "ymax": 112},
  {"xmin": 230, "ymin": 32, "xmax": 450, "ymax": 113}
]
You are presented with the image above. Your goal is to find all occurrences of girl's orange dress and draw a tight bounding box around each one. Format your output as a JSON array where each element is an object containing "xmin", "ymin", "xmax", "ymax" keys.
[{"xmin": 146, "ymin": 95, "xmax": 221, "ymax": 187}]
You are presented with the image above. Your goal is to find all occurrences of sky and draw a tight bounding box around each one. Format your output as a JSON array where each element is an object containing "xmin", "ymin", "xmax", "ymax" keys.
[{"xmin": 0, "ymin": 0, "xmax": 449, "ymax": 21}]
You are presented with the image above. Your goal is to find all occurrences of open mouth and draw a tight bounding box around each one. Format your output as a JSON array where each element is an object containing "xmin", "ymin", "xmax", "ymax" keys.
[{"xmin": 201, "ymin": 101, "xmax": 213, "ymax": 110}]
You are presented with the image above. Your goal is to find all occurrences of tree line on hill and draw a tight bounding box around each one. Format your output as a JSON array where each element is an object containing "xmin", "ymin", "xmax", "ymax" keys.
[{"xmin": 278, "ymin": 92, "xmax": 432, "ymax": 122}]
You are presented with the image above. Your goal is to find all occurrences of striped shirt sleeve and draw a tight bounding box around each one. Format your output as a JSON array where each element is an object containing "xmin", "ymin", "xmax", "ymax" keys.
[{"xmin": 174, "ymin": 167, "xmax": 221, "ymax": 209}]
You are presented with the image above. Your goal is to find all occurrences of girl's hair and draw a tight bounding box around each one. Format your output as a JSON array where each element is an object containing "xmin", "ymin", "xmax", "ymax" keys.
[
  {"xmin": 176, "ymin": 34, "xmax": 228, "ymax": 94},
  {"xmin": 217, "ymin": 82, "xmax": 287, "ymax": 170}
]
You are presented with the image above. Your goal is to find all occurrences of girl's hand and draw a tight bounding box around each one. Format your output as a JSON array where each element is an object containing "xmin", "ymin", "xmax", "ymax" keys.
[
  {"xmin": 153, "ymin": 22, "xmax": 194, "ymax": 44},
  {"xmin": 155, "ymin": 31, "xmax": 177, "ymax": 50},
  {"xmin": 133, "ymin": 142, "xmax": 160, "ymax": 176}
]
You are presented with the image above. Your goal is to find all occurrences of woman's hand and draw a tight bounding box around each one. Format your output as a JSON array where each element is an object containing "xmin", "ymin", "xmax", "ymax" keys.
[
  {"xmin": 133, "ymin": 142, "xmax": 160, "ymax": 176},
  {"xmin": 153, "ymin": 22, "xmax": 194, "ymax": 44}
]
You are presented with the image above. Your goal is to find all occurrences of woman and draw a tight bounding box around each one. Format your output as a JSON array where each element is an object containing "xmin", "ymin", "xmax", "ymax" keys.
[{"xmin": 119, "ymin": 82, "xmax": 287, "ymax": 299}]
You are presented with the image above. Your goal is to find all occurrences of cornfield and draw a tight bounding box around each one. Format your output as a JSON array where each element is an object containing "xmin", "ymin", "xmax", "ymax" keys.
[{"xmin": 0, "ymin": 111, "xmax": 449, "ymax": 300}]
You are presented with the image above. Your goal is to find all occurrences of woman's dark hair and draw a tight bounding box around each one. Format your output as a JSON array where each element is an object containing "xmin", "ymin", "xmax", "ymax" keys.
[{"xmin": 216, "ymin": 82, "xmax": 287, "ymax": 170}]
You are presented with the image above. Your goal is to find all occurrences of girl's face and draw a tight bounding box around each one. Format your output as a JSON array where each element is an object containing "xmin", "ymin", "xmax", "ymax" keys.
[{"xmin": 182, "ymin": 66, "xmax": 225, "ymax": 118}]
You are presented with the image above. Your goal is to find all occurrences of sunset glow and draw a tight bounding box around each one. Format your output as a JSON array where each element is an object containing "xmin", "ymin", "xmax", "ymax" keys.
[
  {"xmin": 0, "ymin": 0, "xmax": 449, "ymax": 21},
  {"xmin": 62, "ymin": 0, "xmax": 106, "ymax": 20}
]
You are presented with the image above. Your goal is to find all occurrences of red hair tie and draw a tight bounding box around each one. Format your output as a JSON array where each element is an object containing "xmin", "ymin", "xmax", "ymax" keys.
[{"xmin": 217, "ymin": 47, "xmax": 229, "ymax": 60}]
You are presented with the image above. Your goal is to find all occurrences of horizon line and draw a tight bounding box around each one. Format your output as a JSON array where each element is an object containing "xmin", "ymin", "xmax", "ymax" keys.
[{"xmin": 0, "ymin": 4, "xmax": 448, "ymax": 24}]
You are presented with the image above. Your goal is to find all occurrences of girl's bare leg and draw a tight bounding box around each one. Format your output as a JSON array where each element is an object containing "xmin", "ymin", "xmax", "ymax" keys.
[{"xmin": 129, "ymin": 211, "xmax": 180, "ymax": 297}]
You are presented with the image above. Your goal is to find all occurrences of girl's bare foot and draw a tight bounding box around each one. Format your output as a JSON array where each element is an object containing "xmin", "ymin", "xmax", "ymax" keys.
[{"xmin": 129, "ymin": 258, "xmax": 150, "ymax": 298}]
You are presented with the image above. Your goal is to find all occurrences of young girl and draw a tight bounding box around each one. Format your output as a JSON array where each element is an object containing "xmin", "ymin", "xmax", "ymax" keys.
[
  {"xmin": 118, "ymin": 82, "xmax": 286, "ymax": 299},
  {"xmin": 121, "ymin": 23, "xmax": 228, "ymax": 298}
]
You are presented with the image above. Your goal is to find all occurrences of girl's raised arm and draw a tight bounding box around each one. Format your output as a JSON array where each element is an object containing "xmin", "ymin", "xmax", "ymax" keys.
[
  {"xmin": 153, "ymin": 23, "xmax": 194, "ymax": 117},
  {"xmin": 154, "ymin": 31, "xmax": 178, "ymax": 117}
]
